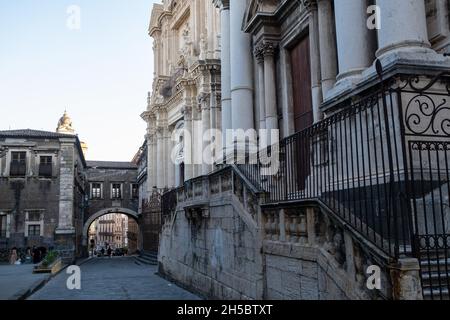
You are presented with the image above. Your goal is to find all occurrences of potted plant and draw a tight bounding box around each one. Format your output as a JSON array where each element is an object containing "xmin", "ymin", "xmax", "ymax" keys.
[{"xmin": 33, "ymin": 250, "xmax": 62, "ymax": 274}]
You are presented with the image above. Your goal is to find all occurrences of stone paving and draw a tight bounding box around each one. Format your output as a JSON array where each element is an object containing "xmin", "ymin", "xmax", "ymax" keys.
[
  {"xmin": 28, "ymin": 257, "xmax": 201, "ymax": 300},
  {"xmin": 0, "ymin": 263, "xmax": 48, "ymax": 300}
]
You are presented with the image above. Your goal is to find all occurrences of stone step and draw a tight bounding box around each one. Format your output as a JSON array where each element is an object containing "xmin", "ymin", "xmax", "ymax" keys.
[
  {"xmin": 421, "ymin": 272, "xmax": 450, "ymax": 289},
  {"xmin": 420, "ymin": 257, "xmax": 450, "ymax": 273},
  {"xmin": 134, "ymin": 254, "xmax": 157, "ymax": 266},
  {"xmin": 422, "ymin": 287, "xmax": 449, "ymax": 300}
]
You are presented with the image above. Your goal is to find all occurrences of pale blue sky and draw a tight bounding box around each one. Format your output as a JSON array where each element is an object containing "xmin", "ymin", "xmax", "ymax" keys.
[{"xmin": 0, "ymin": 0, "xmax": 158, "ymax": 161}]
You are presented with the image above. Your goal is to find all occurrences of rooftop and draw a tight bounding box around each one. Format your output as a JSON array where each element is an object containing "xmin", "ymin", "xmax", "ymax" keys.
[
  {"xmin": 0, "ymin": 129, "xmax": 75, "ymax": 139},
  {"xmin": 86, "ymin": 161, "xmax": 137, "ymax": 170}
]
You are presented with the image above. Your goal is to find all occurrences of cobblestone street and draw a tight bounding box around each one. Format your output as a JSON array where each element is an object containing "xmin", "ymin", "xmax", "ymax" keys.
[{"xmin": 28, "ymin": 257, "xmax": 200, "ymax": 300}]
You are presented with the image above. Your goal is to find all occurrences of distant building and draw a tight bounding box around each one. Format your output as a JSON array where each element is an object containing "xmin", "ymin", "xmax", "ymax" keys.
[{"xmin": 89, "ymin": 213, "xmax": 127, "ymax": 250}]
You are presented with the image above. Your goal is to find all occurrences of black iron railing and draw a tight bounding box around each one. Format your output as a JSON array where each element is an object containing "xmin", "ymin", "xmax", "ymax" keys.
[{"xmin": 238, "ymin": 73, "xmax": 450, "ymax": 263}]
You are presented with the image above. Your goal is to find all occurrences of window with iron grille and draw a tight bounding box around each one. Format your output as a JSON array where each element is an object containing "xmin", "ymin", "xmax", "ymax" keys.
[
  {"xmin": 131, "ymin": 184, "xmax": 139, "ymax": 199},
  {"xmin": 111, "ymin": 184, "xmax": 122, "ymax": 199},
  {"xmin": 10, "ymin": 152, "xmax": 26, "ymax": 177},
  {"xmin": 91, "ymin": 183, "xmax": 102, "ymax": 199},
  {"xmin": 39, "ymin": 156, "xmax": 52, "ymax": 177},
  {"xmin": 28, "ymin": 225, "xmax": 41, "ymax": 237}
]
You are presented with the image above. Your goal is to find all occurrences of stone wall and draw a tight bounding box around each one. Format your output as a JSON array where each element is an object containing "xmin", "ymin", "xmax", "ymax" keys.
[
  {"xmin": 159, "ymin": 194, "xmax": 263, "ymax": 299},
  {"xmin": 158, "ymin": 167, "xmax": 424, "ymax": 300},
  {"xmin": 158, "ymin": 169, "xmax": 264, "ymax": 299}
]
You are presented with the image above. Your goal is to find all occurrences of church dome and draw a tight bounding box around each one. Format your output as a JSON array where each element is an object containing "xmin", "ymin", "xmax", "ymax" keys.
[{"xmin": 56, "ymin": 110, "xmax": 75, "ymax": 134}]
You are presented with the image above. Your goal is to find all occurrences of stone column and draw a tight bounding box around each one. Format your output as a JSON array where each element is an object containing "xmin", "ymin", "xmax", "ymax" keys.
[
  {"xmin": 200, "ymin": 93, "xmax": 211, "ymax": 175},
  {"xmin": 146, "ymin": 134, "xmax": 154, "ymax": 191},
  {"xmin": 334, "ymin": 0, "xmax": 373, "ymax": 83},
  {"xmin": 183, "ymin": 106, "xmax": 193, "ymax": 181},
  {"xmin": 307, "ymin": 1, "xmax": 323, "ymax": 122},
  {"xmin": 254, "ymin": 46, "xmax": 266, "ymax": 130},
  {"xmin": 215, "ymin": 0, "xmax": 232, "ymax": 155},
  {"xmin": 156, "ymin": 128, "xmax": 164, "ymax": 188},
  {"xmin": 376, "ymin": 0, "xmax": 431, "ymax": 58},
  {"xmin": 165, "ymin": 128, "xmax": 174, "ymax": 188},
  {"xmin": 317, "ymin": 0, "xmax": 337, "ymax": 98},
  {"xmin": 262, "ymin": 42, "xmax": 279, "ymax": 134},
  {"xmin": 230, "ymin": 0, "xmax": 254, "ymax": 140},
  {"xmin": 151, "ymin": 131, "xmax": 157, "ymax": 188}
]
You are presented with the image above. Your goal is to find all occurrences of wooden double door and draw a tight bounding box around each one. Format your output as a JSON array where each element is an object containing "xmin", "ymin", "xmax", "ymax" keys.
[{"xmin": 290, "ymin": 35, "xmax": 313, "ymax": 191}]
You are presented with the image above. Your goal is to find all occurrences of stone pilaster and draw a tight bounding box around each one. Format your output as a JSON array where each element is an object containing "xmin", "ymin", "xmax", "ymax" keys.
[{"xmin": 55, "ymin": 137, "xmax": 77, "ymax": 262}]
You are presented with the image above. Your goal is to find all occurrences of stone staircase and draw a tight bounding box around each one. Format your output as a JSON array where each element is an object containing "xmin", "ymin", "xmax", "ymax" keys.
[
  {"xmin": 134, "ymin": 251, "xmax": 158, "ymax": 266},
  {"xmin": 420, "ymin": 251, "xmax": 450, "ymax": 300}
]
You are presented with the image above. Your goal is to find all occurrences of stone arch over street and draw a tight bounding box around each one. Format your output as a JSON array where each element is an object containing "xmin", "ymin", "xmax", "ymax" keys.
[{"xmin": 82, "ymin": 207, "xmax": 142, "ymax": 251}]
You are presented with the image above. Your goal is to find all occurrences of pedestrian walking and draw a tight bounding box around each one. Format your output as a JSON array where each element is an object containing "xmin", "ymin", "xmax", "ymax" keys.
[{"xmin": 9, "ymin": 247, "xmax": 18, "ymax": 265}]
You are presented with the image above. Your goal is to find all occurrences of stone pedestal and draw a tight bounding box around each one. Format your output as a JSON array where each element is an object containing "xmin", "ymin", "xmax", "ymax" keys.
[
  {"xmin": 390, "ymin": 258, "xmax": 423, "ymax": 300},
  {"xmin": 54, "ymin": 229, "xmax": 76, "ymax": 263}
]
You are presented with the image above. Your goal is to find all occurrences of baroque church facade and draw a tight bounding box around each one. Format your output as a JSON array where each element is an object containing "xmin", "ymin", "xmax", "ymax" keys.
[{"xmin": 151, "ymin": 0, "xmax": 450, "ymax": 300}]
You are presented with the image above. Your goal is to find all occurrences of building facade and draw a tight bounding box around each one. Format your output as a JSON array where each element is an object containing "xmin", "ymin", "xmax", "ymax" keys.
[
  {"xmin": 142, "ymin": 0, "xmax": 222, "ymax": 191},
  {"xmin": 157, "ymin": 0, "xmax": 450, "ymax": 300},
  {"xmin": 84, "ymin": 160, "xmax": 140, "ymax": 252},
  {"xmin": 0, "ymin": 121, "xmax": 88, "ymax": 261},
  {"xmin": 89, "ymin": 213, "xmax": 128, "ymax": 250}
]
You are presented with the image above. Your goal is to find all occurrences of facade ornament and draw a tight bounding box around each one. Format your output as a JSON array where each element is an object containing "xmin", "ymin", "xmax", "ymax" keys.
[
  {"xmin": 197, "ymin": 92, "xmax": 211, "ymax": 110},
  {"xmin": 199, "ymin": 32, "xmax": 208, "ymax": 60},
  {"xmin": 262, "ymin": 41, "xmax": 277, "ymax": 57},
  {"xmin": 253, "ymin": 43, "xmax": 265, "ymax": 63}
]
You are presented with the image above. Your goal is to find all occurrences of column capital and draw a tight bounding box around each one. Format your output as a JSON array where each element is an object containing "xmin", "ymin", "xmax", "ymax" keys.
[
  {"xmin": 253, "ymin": 44, "xmax": 265, "ymax": 64},
  {"xmin": 254, "ymin": 41, "xmax": 278, "ymax": 61}
]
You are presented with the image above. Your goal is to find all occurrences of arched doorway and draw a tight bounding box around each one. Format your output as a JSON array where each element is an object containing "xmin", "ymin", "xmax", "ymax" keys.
[{"xmin": 82, "ymin": 208, "xmax": 142, "ymax": 256}]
